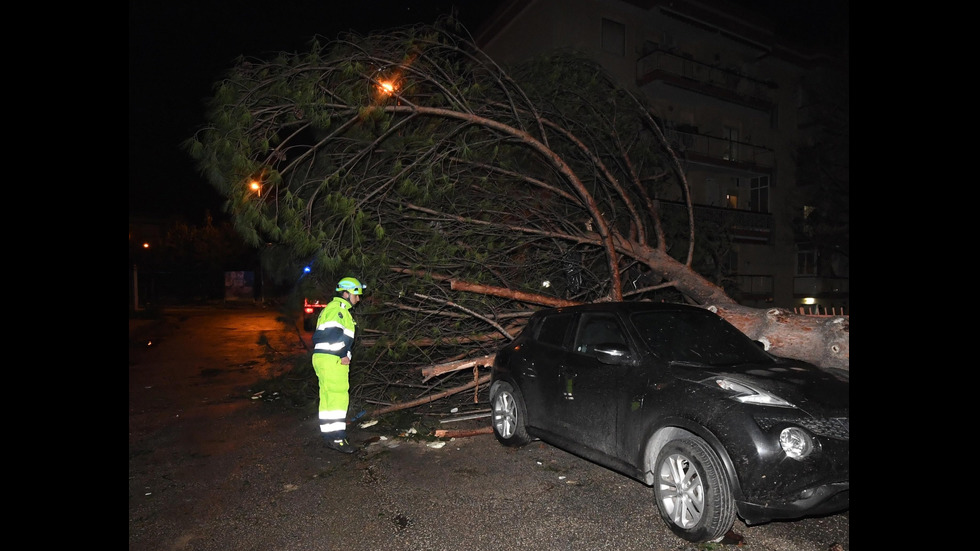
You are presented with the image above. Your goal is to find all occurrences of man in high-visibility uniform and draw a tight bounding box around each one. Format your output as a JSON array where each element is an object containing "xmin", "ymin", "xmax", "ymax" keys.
[{"xmin": 312, "ymin": 276, "xmax": 365, "ymax": 453}]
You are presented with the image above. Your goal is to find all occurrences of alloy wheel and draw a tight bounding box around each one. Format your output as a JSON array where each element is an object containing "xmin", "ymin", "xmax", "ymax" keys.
[{"xmin": 657, "ymin": 452, "xmax": 705, "ymax": 528}]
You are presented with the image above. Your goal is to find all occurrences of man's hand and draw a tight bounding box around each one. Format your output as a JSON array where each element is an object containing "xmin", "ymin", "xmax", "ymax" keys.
[{"xmin": 341, "ymin": 357, "xmax": 350, "ymax": 365}]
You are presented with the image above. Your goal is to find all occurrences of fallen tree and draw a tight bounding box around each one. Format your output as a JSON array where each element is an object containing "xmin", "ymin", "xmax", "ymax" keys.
[
  {"xmin": 190, "ymin": 18, "xmax": 849, "ymax": 417},
  {"xmin": 393, "ymin": 270, "xmax": 849, "ymax": 369}
]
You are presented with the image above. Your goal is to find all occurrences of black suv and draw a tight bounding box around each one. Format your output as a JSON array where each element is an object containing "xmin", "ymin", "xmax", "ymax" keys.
[{"xmin": 489, "ymin": 301, "xmax": 849, "ymax": 544}]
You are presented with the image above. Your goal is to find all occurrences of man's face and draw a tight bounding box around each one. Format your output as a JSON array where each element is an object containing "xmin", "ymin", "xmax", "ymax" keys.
[{"xmin": 348, "ymin": 292, "xmax": 361, "ymax": 307}]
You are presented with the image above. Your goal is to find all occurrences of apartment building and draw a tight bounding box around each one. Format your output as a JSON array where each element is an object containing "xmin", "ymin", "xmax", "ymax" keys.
[{"xmin": 475, "ymin": 0, "xmax": 848, "ymax": 313}]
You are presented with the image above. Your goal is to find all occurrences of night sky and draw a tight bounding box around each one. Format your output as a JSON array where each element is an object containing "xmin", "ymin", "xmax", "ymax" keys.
[
  {"xmin": 128, "ymin": 1, "xmax": 503, "ymax": 222},
  {"xmin": 128, "ymin": 0, "xmax": 845, "ymax": 223}
]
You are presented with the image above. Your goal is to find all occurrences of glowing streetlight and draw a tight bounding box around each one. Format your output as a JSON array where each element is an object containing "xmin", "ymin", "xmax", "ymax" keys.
[
  {"xmin": 249, "ymin": 180, "xmax": 261, "ymax": 196},
  {"xmin": 377, "ymin": 80, "xmax": 396, "ymax": 96}
]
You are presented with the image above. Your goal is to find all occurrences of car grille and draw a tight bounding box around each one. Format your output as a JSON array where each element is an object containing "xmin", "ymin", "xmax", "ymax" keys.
[{"xmin": 756, "ymin": 416, "xmax": 849, "ymax": 440}]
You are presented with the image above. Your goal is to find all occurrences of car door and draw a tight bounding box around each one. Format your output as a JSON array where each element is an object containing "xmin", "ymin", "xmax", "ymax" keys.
[
  {"xmin": 520, "ymin": 311, "xmax": 576, "ymax": 432},
  {"xmin": 557, "ymin": 312, "xmax": 633, "ymax": 456}
]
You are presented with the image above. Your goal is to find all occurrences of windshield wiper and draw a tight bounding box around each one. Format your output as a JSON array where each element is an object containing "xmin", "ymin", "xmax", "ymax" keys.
[{"xmin": 669, "ymin": 360, "xmax": 709, "ymax": 368}]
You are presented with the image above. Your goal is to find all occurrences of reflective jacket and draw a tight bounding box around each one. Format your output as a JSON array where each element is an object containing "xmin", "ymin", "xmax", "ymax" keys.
[{"xmin": 311, "ymin": 296, "xmax": 357, "ymax": 360}]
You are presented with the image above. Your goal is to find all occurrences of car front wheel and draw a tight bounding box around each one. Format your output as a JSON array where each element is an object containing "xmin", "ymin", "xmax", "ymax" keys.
[
  {"xmin": 653, "ymin": 437, "xmax": 736, "ymax": 543},
  {"xmin": 490, "ymin": 382, "xmax": 532, "ymax": 447}
]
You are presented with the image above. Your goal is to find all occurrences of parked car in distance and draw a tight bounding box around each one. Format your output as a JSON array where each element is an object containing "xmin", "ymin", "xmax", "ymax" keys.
[
  {"xmin": 302, "ymin": 298, "xmax": 325, "ymax": 332},
  {"xmin": 489, "ymin": 301, "xmax": 849, "ymax": 544}
]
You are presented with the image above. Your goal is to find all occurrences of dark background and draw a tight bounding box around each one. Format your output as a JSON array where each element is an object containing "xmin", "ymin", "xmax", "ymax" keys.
[
  {"xmin": 129, "ymin": 1, "xmax": 504, "ymax": 222},
  {"xmin": 128, "ymin": 0, "xmax": 846, "ymax": 223}
]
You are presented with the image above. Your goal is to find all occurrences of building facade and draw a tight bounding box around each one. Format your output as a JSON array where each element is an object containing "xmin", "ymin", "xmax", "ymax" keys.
[{"xmin": 475, "ymin": 0, "xmax": 848, "ymax": 312}]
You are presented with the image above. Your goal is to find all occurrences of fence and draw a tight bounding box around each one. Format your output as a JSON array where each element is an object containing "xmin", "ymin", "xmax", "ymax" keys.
[{"xmin": 792, "ymin": 306, "xmax": 848, "ymax": 317}]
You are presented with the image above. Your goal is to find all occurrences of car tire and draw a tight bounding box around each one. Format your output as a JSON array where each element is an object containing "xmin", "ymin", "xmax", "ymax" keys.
[
  {"xmin": 653, "ymin": 437, "xmax": 736, "ymax": 543},
  {"xmin": 490, "ymin": 382, "xmax": 532, "ymax": 447}
]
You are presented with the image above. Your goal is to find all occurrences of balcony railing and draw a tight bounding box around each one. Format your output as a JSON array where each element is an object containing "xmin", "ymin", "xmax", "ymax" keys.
[
  {"xmin": 663, "ymin": 129, "xmax": 774, "ymax": 169},
  {"xmin": 636, "ymin": 49, "xmax": 776, "ymax": 112},
  {"xmin": 659, "ymin": 200, "xmax": 772, "ymax": 244},
  {"xmin": 736, "ymin": 274, "xmax": 773, "ymax": 296},
  {"xmin": 793, "ymin": 276, "xmax": 849, "ymax": 296}
]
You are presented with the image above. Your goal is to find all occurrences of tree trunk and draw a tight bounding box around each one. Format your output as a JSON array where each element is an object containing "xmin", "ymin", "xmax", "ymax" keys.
[
  {"xmin": 399, "ymin": 269, "xmax": 849, "ymax": 371},
  {"xmin": 707, "ymin": 303, "xmax": 849, "ymax": 370}
]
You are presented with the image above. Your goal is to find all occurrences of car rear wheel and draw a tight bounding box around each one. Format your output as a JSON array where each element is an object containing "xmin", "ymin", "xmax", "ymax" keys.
[
  {"xmin": 490, "ymin": 382, "xmax": 532, "ymax": 447},
  {"xmin": 653, "ymin": 437, "xmax": 736, "ymax": 543}
]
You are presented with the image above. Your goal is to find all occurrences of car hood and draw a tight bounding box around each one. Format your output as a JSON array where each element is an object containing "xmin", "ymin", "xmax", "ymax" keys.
[{"xmin": 672, "ymin": 359, "xmax": 849, "ymax": 412}]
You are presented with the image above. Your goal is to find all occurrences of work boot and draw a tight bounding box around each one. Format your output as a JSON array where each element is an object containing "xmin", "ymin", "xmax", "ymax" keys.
[
  {"xmin": 322, "ymin": 432, "xmax": 355, "ymax": 454},
  {"xmin": 325, "ymin": 437, "xmax": 355, "ymax": 454}
]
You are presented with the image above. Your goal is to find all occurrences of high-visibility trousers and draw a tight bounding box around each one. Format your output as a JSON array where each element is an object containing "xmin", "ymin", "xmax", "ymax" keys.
[{"xmin": 312, "ymin": 353, "xmax": 350, "ymax": 435}]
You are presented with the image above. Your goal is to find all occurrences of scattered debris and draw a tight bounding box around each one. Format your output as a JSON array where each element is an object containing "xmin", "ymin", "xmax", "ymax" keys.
[
  {"xmin": 433, "ymin": 426, "xmax": 493, "ymax": 438},
  {"xmin": 438, "ymin": 410, "xmax": 491, "ymax": 424},
  {"xmin": 720, "ymin": 528, "xmax": 744, "ymax": 545}
]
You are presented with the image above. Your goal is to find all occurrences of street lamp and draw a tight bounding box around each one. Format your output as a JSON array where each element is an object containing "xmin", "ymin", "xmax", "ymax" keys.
[
  {"xmin": 249, "ymin": 180, "xmax": 261, "ymax": 196},
  {"xmin": 378, "ymin": 80, "xmax": 396, "ymax": 96}
]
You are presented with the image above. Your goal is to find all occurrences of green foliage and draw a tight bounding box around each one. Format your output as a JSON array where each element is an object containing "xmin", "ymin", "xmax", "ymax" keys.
[{"xmin": 186, "ymin": 18, "xmax": 729, "ymax": 387}]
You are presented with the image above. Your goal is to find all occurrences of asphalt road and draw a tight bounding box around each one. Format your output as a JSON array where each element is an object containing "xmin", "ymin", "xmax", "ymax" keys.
[{"xmin": 128, "ymin": 304, "xmax": 849, "ymax": 551}]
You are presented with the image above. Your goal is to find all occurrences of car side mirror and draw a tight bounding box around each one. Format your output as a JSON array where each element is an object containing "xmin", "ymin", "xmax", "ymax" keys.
[{"xmin": 594, "ymin": 343, "xmax": 632, "ymax": 365}]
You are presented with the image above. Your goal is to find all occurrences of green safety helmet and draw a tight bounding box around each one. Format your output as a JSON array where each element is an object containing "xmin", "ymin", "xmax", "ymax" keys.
[{"xmin": 336, "ymin": 277, "xmax": 366, "ymax": 295}]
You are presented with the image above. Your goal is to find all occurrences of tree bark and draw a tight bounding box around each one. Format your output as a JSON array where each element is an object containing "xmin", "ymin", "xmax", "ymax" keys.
[
  {"xmin": 434, "ymin": 426, "xmax": 494, "ymax": 438},
  {"xmin": 366, "ymin": 374, "xmax": 492, "ymax": 418},
  {"xmin": 421, "ymin": 355, "xmax": 496, "ymax": 382},
  {"xmin": 707, "ymin": 303, "xmax": 849, "ymax": 370}
]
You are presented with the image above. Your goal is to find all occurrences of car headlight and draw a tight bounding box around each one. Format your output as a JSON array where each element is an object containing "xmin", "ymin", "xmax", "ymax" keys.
[
  {"xmin": 779, "ymin": 426, "xmax": 814, "ymax": 459},
  {"xmin": 713, "ymin": 377, "xmax": 796, "ymax": 408}
]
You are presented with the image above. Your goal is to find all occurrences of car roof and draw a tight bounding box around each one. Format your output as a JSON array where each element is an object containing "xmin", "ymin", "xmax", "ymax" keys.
[{"xmin": 533, "ymin": 301, "xmax": 708, "ymax": 317}]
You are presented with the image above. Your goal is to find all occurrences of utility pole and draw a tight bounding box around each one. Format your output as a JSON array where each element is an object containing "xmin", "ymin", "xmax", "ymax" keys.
[{"xmin": 133, "ymin": 264, "xmax": 142, "ymax": 311}]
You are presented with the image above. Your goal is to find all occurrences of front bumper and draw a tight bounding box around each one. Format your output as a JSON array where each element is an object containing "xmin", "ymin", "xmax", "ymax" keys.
[{"xmin": 737, "ymin": 481, "xmax": 849, "ymax": 525}]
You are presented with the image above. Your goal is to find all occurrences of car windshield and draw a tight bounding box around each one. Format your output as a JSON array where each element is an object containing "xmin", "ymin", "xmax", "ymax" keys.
[{"xmin": 631, "ymin": 310, "xmax": 773, "ymax": 366}]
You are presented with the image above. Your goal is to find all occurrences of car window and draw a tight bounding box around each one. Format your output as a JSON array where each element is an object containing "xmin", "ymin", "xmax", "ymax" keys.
[
  {"xmin": 631, "ymin": 310, "xmax": 772, "ymax": 366},
  {"xmin": 573, "ymin": 312, "xmax": 627, "ymax": 357},
  {"xmin": 535, "ymin": 312, "xmax": 575, "ymax": 347}
]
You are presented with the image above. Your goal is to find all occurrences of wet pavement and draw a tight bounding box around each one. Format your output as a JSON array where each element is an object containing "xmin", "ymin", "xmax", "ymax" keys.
[{"xmin": 129, "ymin": 304, "xmax": 849, "ymax": 551}]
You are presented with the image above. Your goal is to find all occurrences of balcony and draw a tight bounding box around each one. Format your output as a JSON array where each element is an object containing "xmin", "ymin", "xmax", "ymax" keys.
[
  {"xmin": 736, "ymin": 274, "xmax": 773, "ymax": 302},
  {"xmin": 636, "ymin": 49, "xmax": 776, "ymax": 113},
  {"xmin": 663, "ymin": 128, "xmax": 774, "ymax": 172},
  {"xmin": 659, "ymin": 200, "xmax": 772, "ymax": 244},
  {"xmin": 793, "ymin": 276, "xmax": 849, "ymax": 297}
]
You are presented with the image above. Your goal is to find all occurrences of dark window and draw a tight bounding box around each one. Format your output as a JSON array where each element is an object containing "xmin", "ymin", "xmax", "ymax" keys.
[
  {"xmin": 749, "ymin": 175, "xmax": 769, "ymax": 213},
  {"xmin": 573, "ymin": 312, "xmax": 627, "ymax": 356},
  {"xmin": 602, "ymin": 18, "xmax": 626, "ymax": 56},
  {"xmin": 536, "ymin": 313, "xmax": 574, "ymax": 347},
  {"xmin": 631, "ymin": 310, "xmax": 771, "ymax": 365}
]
